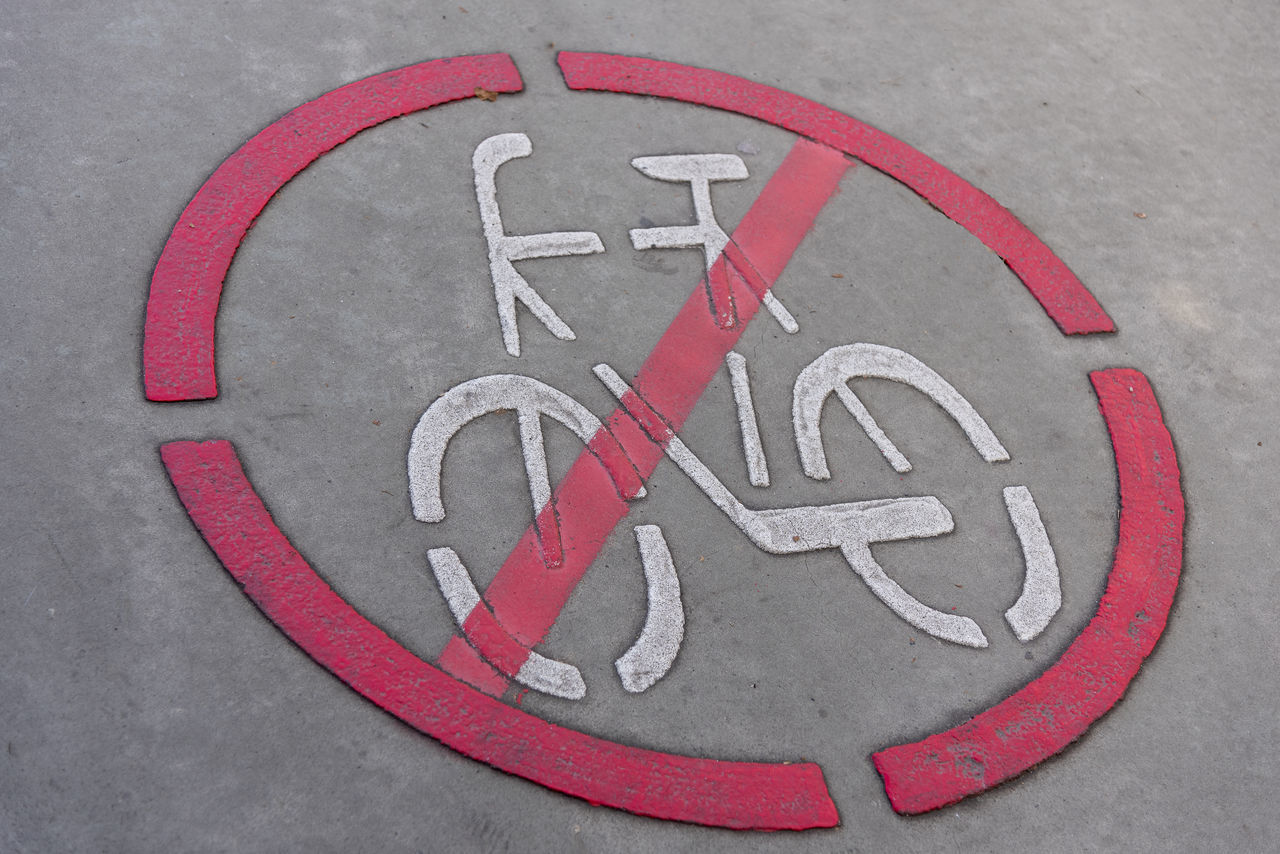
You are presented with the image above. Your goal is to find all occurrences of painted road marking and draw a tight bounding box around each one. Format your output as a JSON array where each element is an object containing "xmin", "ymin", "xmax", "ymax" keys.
[
  {"xmin": 558, "ymin": 52, "xmax": 1115, "ymax": 336},
  {"xmin": 407, "ymin": 373, "xmax": 645, "ymax": 571},
  {"xmin": 160, "ymin": 439, "xmax": 838, "ymax": 830},
  {"xmin": 433, "ymin": 136, "xmax": 853, "ymax": 694},
  {"xmin": 143, "ymin": 54, "xmax": 525, "ymax": 402},
  {"xmin": 1001, "ymin": 485, "xmax": 1063, "ymax": 642},
  {"xmin": 145, "ymin": 51, "xmax": 1183, "ymax": 827},
  {"xmin": 873, "ymin": 370, "xmax": 1183, "ymax": 814},
  {"xmin": 422, "ymin": 338, "xmax": 1050, "ymax": 672},
  {"xmin": 427, "ymin": 546, "xmax": 587, "ymax": 699}
]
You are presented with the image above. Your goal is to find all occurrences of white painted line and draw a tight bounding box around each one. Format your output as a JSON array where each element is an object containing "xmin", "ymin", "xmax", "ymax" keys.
[
  {"xmin": 591, "ymin": 363, "xmax": 757, "ymax": 533},
  {"xmin": 473, "ymin": 133, "xmax": 605, "ymax": 357},
  {"xmin": 426, "ymin": 546, "xmax": 483, "ymax": 621},
  {"xmin": 593, "ymin": 363, "xmax": 987, "ymax": 647},
  {"xmin": 760, "ymin": 291, "xmax": 800, "ymax": 334},
  {"xmin": 615, "ymin": 525, "xmax": 685, "ymax": 693},
  {"xmin": 725, "ymin": 351, "xmax": 770, "ymax": 487},
  {"xmin": 1002, "ymin": 485, "xmax": 1063, "ymax": 642},
  {"xmin": 793, "ymin": 343, "xmax": 1010, "ymax": 479},
  {"xmin": 841, "ymin": 541, "xmax": 990, "ymax": 648},
  {"xmin": 628, "ymin": 153, "xmax": 797, "ymax": 332},
  {"xmin": 427, "ymin": 547, "xmax": 587, "ymax": 699},
  {"xmin": 832, "ymin": 379, "xmax": 912, "ymax": 474},
  {"xmin": 629, "ymin": 154, "xmax": 748, "ymax": 268}
]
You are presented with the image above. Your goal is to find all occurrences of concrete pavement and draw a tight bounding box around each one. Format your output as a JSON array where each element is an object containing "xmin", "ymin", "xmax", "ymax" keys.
[{"xmin": 2, "ymin": 1, "xmax": 1277, "ymax": 850}]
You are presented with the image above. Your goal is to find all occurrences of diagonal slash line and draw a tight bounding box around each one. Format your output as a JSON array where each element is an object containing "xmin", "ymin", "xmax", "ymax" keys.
[{"xmin": 437, "ymin": 138, "xmax": 854, "ymax": 694}]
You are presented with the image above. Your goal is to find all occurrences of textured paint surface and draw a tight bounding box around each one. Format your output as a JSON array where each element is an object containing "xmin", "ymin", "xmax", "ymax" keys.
[
  {"xmin": 142, "ymin": 52, "xmax": 1172, "ymax": 823},
  {"xmin": 558, "ymin": 51, "xmax": 1114, "ymax": 335},
  {"xmin": 426, "ymin": 547, "xmax": 587, "ymax": 699},
  {"xmin": 142, "ymin": 53, "xmax": 524, "ymax": 401},
  {"xmin": 160, "ymin": 440, "xmax": 838, "ymax": 830},
  {"xmin": 629, "ymin": 153, "xmax": 797, "ymax": 332},
  {"xmin": 872, "ymin": 369, "xmax": 1184, "ymax": 814},
  {"xmin": 408, "ymin": 373, "xmax": 644, "ymax": 570}
]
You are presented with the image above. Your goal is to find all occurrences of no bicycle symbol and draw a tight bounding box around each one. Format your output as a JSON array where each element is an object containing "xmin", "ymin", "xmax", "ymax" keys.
[{"xmin": 144, "ymin": 53, "xmax": 1184, "ymax": 829}]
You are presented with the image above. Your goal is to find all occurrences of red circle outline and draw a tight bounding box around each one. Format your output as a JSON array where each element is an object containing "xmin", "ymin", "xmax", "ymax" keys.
[{"xmin": 146, "ymin": 53, "xmax": 1184, "ymax": 826}]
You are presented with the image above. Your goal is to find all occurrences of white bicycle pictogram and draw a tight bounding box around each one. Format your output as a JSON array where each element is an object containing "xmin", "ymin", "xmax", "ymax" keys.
[{"xmin": 407, "ymin": 133, "xmax": 1063, "ymax": 700}]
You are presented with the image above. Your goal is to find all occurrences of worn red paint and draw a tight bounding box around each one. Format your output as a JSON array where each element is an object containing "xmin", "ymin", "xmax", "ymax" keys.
[
  {"xmin": 161, "ymin": 439, "xmax": 839, "ymax": 830},
  {"xmin": 142, "ymin": 53, "xmax": 523, "ymax": 402},
  {"xmin": 558, "ymin": 51, "xmax": 1115, "ymax": 336},
  {"xmin": 456, "ymin": 594, "xmax": 547, "ymax": 678},
  {"xmin": 872, "ymin": 369, "xmax": 1184, "ymax": 814},
  {"xmin": 436, "ymin": 137, "xmax": 853, "ymax": 692}
]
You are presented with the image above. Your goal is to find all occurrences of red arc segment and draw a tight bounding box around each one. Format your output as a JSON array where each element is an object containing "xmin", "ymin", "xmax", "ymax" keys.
[
  {"xmin": 558, "ymin": 51, "xmax": 1115, "ymax": 336},
  {"xmin": 872, "ymin": 368, "xmax": 1184, "ymax": 814},
  {"xmin": 142, "ymin": 53, "xmax": 523, "ymax": 402},
  {"xmin": 160, "ymin": 439, "xmax": 839, "ymax": 830}
]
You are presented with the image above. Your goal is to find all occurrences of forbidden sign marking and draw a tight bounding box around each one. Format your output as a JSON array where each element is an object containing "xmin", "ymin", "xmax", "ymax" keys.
[{"xmin": 144, "ymin": 52, "xmax": 1185, "ymax": 828}]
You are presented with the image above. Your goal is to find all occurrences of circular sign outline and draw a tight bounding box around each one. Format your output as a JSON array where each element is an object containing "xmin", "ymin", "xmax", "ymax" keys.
[{"xmin": 146, "ymin": 52, "xmax": 1184, "ymax": 827}]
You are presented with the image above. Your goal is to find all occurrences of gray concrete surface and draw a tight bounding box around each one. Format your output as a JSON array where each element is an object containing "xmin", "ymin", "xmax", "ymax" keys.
[{"xmin": 2, "ymin": 1, "xmax": 1277, "ymax": 851}]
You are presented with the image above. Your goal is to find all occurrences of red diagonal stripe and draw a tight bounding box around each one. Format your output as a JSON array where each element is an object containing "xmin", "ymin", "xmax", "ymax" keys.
[{"xmin": 438, "ymin": 138, "xmax": 852, "ymax": 692}]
